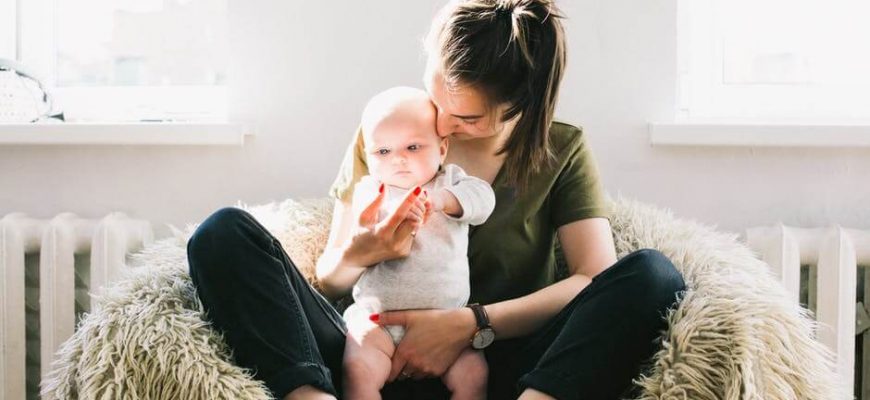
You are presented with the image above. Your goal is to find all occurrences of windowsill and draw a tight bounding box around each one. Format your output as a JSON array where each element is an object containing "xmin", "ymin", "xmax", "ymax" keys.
[
  {"xmin": 649, "ymin": 121, "xmax": 870, "ymax": 148},
  {"xmin": 0, "ymin": 122, "xmax": 252, "ymax": 146}
]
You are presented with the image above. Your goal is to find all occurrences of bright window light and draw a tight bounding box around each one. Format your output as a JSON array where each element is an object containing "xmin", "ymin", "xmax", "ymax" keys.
[
  {"xmin": 18, "ymin": 0, "xmax": 228, "ymax": 122},
  {"xmin": 55, "ymin": 0, "xmax": 226, "ymax": 87},
  {"xmin": 679, "ymin": 0, "xmax": 870, "ymax": 122}
]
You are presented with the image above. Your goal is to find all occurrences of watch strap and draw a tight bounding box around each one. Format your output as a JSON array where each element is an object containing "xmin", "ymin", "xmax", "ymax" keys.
[{"xmin": 468, "ymin": 303, "xmax": 491, "ymax": 329}]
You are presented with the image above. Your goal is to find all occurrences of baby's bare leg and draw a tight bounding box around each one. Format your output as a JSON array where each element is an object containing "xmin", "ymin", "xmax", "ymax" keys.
[
  {"xmin": 343, "ymin": 322, "xmax": 396, "ymax": 400},
  {"xmin": 442, "ymin": 348, "xmax": 488, "ymax": 400}
]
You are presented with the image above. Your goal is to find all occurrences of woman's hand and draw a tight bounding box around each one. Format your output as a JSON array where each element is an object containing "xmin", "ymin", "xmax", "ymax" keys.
[
  {"xmin": 372, "ymin": 307, "xmax": 478, "ymax": 381},
  {"xmin": 347, "ymin": 185, "xmax": 428, "ymax": 266},
  {"xmin": 317, "ymin": 184, "xmax": 429, "ymax": 298}
]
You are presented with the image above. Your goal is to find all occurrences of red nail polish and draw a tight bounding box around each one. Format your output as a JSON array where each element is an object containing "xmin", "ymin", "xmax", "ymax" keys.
[
  {"xmin": 369, "ymin": 313, "xmax": 380, "ymax": 322},
  {"xmin": 413, "ymin": 186, "xmax": 422, "ymax": 196},
  {"xmin": 379, "ymin": 183, "xmax": 385, "ymax": 194}
]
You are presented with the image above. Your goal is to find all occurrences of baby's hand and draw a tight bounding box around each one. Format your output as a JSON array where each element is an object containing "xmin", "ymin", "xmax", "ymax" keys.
[
  {"xmin": 421, "ymin": 190, "xmax": 441, "ymax": 224},
  {"xmin": 425, "ymin": 189, "xmax": 444, "ymax": 214},
  {"xmin": 426, "ymin": 189, "xmax": 462, "ymax": 218},
  {"xmin": 404, "ymin": 189, "xmax": 429, "ymax": 226},
  {"xmin": 420, "ymin": 191, "xmax": 430, "ymax": 224}
]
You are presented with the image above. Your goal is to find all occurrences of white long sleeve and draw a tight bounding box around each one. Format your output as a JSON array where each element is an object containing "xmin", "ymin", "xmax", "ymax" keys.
[{"xmin": 440, "ymin": 164, "xmax": 496, "ymax": 226}]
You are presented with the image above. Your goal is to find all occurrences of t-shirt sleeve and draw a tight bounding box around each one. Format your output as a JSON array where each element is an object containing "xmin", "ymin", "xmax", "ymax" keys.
[
  {"xmin": 440, "ymin": 164, "xmax": 496, "ymax": 226},
  {"xmin": 328, "ymin": 125, "xmax": 370, "ymax": 202},
  {"xmin": 550, "ymin": 126, "xmax": 610, "ymax": 228}
]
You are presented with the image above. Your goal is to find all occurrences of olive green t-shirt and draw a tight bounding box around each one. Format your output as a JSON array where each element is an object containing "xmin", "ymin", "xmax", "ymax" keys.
[{"xmin": 329, "ymin": 121, "xmax": 609, "ymax": 305}]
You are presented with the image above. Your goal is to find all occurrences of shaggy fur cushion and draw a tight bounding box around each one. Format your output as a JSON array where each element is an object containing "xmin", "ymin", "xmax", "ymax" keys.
[{"xmin": 41, "ymin": 198, "xmax": 846, "ymax": 399}]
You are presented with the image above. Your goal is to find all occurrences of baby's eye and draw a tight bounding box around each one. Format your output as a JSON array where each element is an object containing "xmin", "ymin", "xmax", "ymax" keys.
[
  {"xmin": 377, "ymin": 148, "xmax": 390, "ymax": 155},
  {"xmin": 407, "ymin": 144, "xmax": 420, "ymax": 151}
]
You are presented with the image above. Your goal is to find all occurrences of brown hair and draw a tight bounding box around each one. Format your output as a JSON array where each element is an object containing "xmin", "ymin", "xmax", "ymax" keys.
[{"xmin": 427, "ymin": 0, "xmax": 566, "ymax": 190}]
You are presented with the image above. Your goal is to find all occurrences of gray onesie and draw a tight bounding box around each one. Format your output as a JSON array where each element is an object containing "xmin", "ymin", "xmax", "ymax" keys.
[{"xmin": 343, "ymin": 163, "xmax": 496, "ymax": 344}]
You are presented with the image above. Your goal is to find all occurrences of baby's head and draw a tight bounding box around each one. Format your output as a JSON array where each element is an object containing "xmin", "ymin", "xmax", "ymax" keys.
[{"xmin": 361, "ymin": 86, "xmax": 447, "ymax": 189}]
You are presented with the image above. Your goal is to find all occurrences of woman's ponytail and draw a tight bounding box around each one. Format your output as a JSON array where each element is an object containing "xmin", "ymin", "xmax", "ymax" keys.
[{"xmin": 426, "ymin": 0, "xmax": 567, "ymax": 191}]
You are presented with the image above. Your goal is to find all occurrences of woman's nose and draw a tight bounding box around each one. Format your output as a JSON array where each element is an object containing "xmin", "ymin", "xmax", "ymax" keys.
[{"xmin": 436, "ymin": 113, "xmax": 456, "ymax": 138}]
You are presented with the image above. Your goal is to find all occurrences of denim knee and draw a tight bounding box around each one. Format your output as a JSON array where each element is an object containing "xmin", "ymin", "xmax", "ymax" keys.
[
  {"xmin": 187, "ymin": 207, "xmax": 267, "ymax": 276},
  {"xmin": 189, "ymin": 206, "xmax": 262, "ymax": 250},
  {"xmin": 622, "ymin": 249, "xmax": 686, "ymax": 311}
]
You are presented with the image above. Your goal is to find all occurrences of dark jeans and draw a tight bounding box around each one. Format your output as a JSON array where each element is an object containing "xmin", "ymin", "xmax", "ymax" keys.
[{"xmin": 187, "ymin": 207, "xmax": 686, "ymax": 400}]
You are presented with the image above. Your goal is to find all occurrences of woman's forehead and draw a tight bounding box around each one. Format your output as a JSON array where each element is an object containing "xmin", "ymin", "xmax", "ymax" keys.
[{"xmin": 424, "ymin": 66, "xmax": 488, "ymax": 117}]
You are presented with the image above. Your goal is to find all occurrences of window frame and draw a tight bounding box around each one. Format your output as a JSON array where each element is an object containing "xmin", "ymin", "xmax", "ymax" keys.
[{"xmin": 0, "ymin": 0, "xmax": 14, "ymax": 59}]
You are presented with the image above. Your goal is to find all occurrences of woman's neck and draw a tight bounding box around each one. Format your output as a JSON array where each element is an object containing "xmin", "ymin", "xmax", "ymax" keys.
[
  {"xmin": 446, "ymin": 119, "xmax": 515, "ymax": 184},
  {"xmin": 459, "ymin": 134, "xmax": 504, "ymax": 157}
]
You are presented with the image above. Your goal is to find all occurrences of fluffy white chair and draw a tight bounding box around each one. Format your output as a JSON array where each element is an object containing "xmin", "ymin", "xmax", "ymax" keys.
[{"xmin": 40, "ymin": 198, "xmax": 847, "ymax": 399}]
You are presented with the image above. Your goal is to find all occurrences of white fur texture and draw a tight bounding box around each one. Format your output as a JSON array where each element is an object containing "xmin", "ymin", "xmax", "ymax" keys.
[{"xmin": 40, "ymin": 198, "xmax": 846, "ymax": 399}]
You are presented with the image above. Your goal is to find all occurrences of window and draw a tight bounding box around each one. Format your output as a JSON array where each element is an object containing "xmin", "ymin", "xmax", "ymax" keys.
[
  {"xmin": 678, "ymin": 0, "xmax": 870, "ymax": 122},
  {"xmin": 10, "ymin": 0, "xmax": 228, "ymax": 122}
]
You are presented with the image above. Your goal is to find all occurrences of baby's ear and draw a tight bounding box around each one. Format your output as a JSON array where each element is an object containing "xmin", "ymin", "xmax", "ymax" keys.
[{"xmin": 439, "ymin": 137, "xmax": 449, "ymax": 159}]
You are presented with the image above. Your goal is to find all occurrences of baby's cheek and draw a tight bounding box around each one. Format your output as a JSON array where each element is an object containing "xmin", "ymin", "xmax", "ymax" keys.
[
  {"xmin": 367, "ymin": 161, "xmax": 387, "ymax": 180},
  {"xmin": 409, "ymin": 161, "xmax": 431, "ymax": 181}
]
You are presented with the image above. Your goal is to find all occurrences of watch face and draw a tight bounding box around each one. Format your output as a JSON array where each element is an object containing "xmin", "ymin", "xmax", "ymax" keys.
[{"xmin": 472, "ymin": 328, "xmax": 495, "ymax": 349}]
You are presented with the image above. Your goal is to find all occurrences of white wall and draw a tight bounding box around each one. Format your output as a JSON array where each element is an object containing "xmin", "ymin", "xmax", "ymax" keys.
[{"xmin": 2, "ymin": 0, "xmax": 869, "ymax": 238}]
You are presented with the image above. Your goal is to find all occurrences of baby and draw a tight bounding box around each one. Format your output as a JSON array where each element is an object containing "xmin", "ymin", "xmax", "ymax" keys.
[{"xmin": 341, "ymin": 86, "xmax": 495, "ymax": 400}]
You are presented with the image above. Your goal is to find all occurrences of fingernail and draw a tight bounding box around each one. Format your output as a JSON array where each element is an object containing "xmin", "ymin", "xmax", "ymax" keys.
[
  {"xmin": 413, "ymin": 186, "xmax": 422, "ymax": 196},
  {"xmin": 369, "ymin": 313, "xmax": 380, "ymax": 322},
  {"xmin": 379, "ymin": 183, "xmax": 385, "ymax": 194}
]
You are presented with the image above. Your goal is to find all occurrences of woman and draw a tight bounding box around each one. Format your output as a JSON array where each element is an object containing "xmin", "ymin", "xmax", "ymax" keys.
[{"xmin": 187, "ymin": 1, "xmax": 686, "ymax": 399}]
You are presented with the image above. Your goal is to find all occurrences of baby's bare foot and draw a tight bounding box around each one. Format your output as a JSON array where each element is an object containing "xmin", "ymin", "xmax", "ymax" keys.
[{"xmin": 284, "ymin": 385, "xmax": 337, "ymax": 400}]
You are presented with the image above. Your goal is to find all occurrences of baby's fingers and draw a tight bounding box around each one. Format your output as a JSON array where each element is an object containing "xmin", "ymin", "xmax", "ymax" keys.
[
  {"xmin": 383, "ymin": 186, "xmax": 422, "ymax": 232},
  {"xmin": 410, "ymin": 197, "xmax": 427, "ymax": 219},
  {"xmin": 407, "ymin": 205, "xmax": 425, "ymax": 222}
]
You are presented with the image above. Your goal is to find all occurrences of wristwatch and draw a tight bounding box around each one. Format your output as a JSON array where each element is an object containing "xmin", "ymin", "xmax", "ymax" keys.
[{"xmin": 467, "ymin": 303, "xmax": 496, "ymax": 349}]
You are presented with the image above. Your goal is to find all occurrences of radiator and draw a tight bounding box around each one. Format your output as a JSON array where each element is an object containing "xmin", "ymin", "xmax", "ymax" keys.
[
  {"xmin": 0, "ymin": 212, "xmax": 153, "ymax": 400},
  {"xmin": 746, "ymin": 225, "xmax": 870, "ymax": 399}
]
